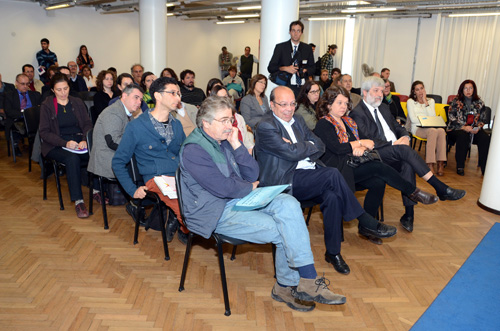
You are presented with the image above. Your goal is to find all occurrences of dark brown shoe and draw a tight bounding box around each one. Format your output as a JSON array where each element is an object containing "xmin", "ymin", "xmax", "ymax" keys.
[
  {"xmin": 75, "ymin": 202, "xmax": 89, "ymax": 218},
  {"xmin": 408, "ymin": 188, "xmax": 438, "ymax": 205},
  {"xmin": 271, "ymin": 283, "xmax": 316, "ymax": 312}
]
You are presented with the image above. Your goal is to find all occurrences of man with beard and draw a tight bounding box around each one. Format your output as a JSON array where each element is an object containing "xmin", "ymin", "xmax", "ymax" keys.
[
  {"xmin": 179, "ymin": 69, "xmax": 206, "ymax": 107},
  {"xmin": 350, "ymin": 77, "xmax": 466, "ymax": 233}
]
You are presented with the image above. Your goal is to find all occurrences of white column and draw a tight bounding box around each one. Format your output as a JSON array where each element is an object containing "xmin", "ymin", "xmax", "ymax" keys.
[
  {"xmin": 259, "ymin": 0, "xmax": 299, "ymax": 97},
  {"xmin": 478, "ymin": 98, "xmax": 500, "ymax": 214},
  {"xmin": 139, "ymin": 0, "xmax": 167, "ymax": 75}
]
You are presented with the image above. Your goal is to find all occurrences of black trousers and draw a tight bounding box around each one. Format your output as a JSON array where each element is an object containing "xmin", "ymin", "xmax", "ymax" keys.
[
  {"xmin": 292, "ymin": 167, "xmax": 365, "ymax": 256},
  {"xmin": 46, "ymin": 147, "xmax": 89, "ymax": 201},
  {"xmin": 354, "ymin": 161, "xmax": 415, "ymax": 217},
  {"xmin": 447, "ymin": 129, "xmax": 490, "ymax": 172},
  {"xmin": 377, "ymin": 144, "xmax": 430, "ymax": 207}
]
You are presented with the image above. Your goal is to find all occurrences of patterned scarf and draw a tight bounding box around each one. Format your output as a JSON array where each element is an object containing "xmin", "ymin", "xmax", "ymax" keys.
[{"xmin": 322, "ymin": 114, "xmax": 359, "ymax": 143}]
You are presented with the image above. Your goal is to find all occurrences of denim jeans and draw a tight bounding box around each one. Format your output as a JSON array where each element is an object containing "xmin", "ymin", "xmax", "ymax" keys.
[{"xmin": 215, "ymin": 193, "xmax": 314, "ymax": 287}]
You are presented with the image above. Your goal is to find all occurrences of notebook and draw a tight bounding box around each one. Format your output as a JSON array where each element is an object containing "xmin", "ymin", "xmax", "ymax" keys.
[{"xmin": 417, "ymin": 116, "xmax": 446, "ymax": 127}]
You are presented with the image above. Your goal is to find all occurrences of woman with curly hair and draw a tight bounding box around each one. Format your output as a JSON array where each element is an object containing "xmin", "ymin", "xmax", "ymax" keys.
[
  {"xmin": 447, "ymin": 79, "xmax": 490, "ymax": 175},
  {"xmin": 92, "ymin": 70, "xmax": 118, "ymax": 121}
]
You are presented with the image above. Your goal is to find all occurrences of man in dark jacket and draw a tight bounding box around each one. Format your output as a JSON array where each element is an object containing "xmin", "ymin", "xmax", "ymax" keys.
[
  {"xmin": 255, "ymin": 86, "xmax": 397, "ymax": 275},
  {"xmin": 350, "ymin": 76, "xmax": 465, "ymax": 233},
  {"xmin": 3, "ymin": 73, "xmax": 42, "ymax": 156},
  {"xmin": 268, "ymin": 21, "xmax": 315, "ymax": 96},
  {"xmin": 180, "ymin": 96, "xmax": 346, "ymax": 312}
]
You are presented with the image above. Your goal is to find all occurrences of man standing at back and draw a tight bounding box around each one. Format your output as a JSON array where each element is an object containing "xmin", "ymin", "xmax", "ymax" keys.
[
  {"xmin": 36, "ymin": 38, "xmax": 58, "ymax": 83},
  {"xmin": 320, "ymin": 44, "xmax": 337, "ymax": 77},
  {"xmin": 239, "ymin": 46, "xmax": 259, "ymax": 91},
  {"xmin": 219, "ymin": 47, "xmax": 233, "ymax": 80},
  {"xmin": 268, "ymin": 21, "xmax": 315, "ymax": 97}
]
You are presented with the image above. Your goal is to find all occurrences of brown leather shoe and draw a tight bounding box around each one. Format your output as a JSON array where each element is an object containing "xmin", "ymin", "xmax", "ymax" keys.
[
  {"xmin": 75, "ymin": 202, "xmax": 89, "ymax": 218},
  {"xmin": 271, "ymin": 283, "xmax": 316, "ymax": 312},
  {"xmin": 408, "ymin": 188, "xmax": 438, "ymax": 205},
  {"xmin": 294, "ymin": 276, "xmax": 346, "ymax": 305},
  {"xmin": 427, "ymin": 163, "xmax": 436, "ymax": 174},
  {"xmin": 437, "ymin": 161, "xmax": 445, "ymax": 176}
]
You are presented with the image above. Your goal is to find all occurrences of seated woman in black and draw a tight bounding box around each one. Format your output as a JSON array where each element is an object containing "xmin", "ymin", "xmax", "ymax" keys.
[
  {"xmin": 39, "ymin": 73, "xmax": 95, "ymax": 218},
  {"xmin": 92, "ymin": 70, "xmax": 118, "ymax": 122},
  {"xmin": 313, "ymin": 85, "xmax": 437, "ymax": 227}
]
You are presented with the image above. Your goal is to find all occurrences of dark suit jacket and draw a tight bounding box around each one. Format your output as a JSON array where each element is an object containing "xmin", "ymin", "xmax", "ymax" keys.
[
  {"xmin": 3, "ymin": 90, "xmax": 42, "ymax": 138},
  {"xmin": 0, "ymin": 82, "xmax": 16, "ymax": 109},
  {"xmin": 255, "ymin": 112, "xmax": 325, "ymax": 193},
  {"xmin": 350, "ymin": 100, "xmax": 408, "ymax": 149},
  {"xmin": 69, "ymin": 75, "xmax": 88, "ymax": 92},
  {"xmin": 267, "ymin": 40, "xmax": 315, "ymax": 85}
]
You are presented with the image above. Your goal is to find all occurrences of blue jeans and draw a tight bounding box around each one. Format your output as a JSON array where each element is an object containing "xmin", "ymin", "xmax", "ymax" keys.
[{"xmin": 215, "ymin": 194, "xmax": 314, "ymax": 287}]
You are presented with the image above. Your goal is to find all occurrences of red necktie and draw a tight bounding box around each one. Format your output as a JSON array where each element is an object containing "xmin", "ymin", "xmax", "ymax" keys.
[{"xmin": 20, "ymin": 92, "xmax": 27, "ymax": 109}]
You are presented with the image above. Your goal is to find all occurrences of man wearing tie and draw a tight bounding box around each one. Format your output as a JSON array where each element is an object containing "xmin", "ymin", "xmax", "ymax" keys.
[
  {"xmin": 3, "ymin": 73, "xmax": 41, "ymax": 156},
  {"xmin": 350, "ymin": 77, "xmax": 465, "ymax": 233},
  {"xmin": 268, "ymin": 21, "xmax": 315, "ymax": 97}
]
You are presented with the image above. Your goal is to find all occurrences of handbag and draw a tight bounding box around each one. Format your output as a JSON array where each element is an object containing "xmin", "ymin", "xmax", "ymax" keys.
[
  {"xmin": 269, "ymin": 71, "xmax": 291, "ymax": 86},
  {"xmin": 346, "ymin": 150, "xmax": 382, "ymax": 168}
]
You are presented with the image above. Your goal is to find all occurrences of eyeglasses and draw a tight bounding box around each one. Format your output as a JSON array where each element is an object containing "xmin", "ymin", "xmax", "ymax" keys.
[
  {"xmin": 159, "ymin": 90, "xmax": 182, "ymax": 98},
  {"xmin": 309, "ymin": 89, "xmax": 320, "ymax": 94},
  {"xmin": 273, "ymin": 101, "xmax": 297, "ymax": 108},
  {"xmin": 17, "ymin": 82, "xmax": 29, "ymax": 86},
  {"xmin": 213, "ymin": 117, "xmax": 235, "ymax": 125}
]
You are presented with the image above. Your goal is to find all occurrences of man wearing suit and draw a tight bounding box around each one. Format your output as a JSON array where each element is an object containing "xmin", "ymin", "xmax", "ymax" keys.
[
  {"xmin": 350, "ymin": 77, "xmax": 465, "ymax": 232},
  {"xmin": 268, "ymin": 21, "xmax": 315, "ymax": 96},
  {"xmin": 3, "ymin": 73, "xmax": 42, "ymax": 156},
  {"xmin": 68, "ymin": 61, "xmax": 88, "ymax": 92},
  {"xmin": 88, "ymin": 84, "xmax": 144, "ymax": 179},
  {"xmin": 255, "ymin": 86, "xmax": 397, "ymax": 275},
  {"xmin": 0, "ymin": 73, "xmax": 16, "ymax": 130}
]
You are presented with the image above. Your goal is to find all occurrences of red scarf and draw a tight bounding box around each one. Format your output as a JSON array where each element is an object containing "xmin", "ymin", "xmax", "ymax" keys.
[
  {"xmin": 232, "ymin": 116, "xmax": 243, "ymax": 142},
  {"xmin": 322, "ymin": 114, "xmax": 360, "ymax": 143}
]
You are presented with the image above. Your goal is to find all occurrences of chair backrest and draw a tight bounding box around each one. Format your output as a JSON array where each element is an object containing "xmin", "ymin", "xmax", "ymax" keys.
[
  {"xmin": 400, "ymin": 101, "xmax": 408, "ymax": 117},
  {"xmin": 427, "ymin": 94, "xmax": 442, "ymax": 104},
  {"xmin": 447, "ymin": 95, "xmax": 457, "ymax": 104},
  {"xmin": 23, "ymin": 106, "xmax": 40, "ymax": 136},
  {"xmin": 483, "ymin": 106, "xmax": 492, "ymax": 128},
  {"xmin": 397, "ymin": 94, "xmax": 409, "ymax": 102},
  {"xmin": 175, "ymin": 167, "xmax": 186, "ymax": 223},
  {"xmin": 86, "ymin": 128, "xmax": 94, "ymax": 153},
  {"xmin": 434, "ymin": 103, "xmax": 448, "ymax": 123}
]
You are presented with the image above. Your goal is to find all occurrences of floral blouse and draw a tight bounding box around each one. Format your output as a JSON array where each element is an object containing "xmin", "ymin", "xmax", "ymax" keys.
[{"xmin": 447, "ymin": 97, "xmax": 486, "ymax": 131}]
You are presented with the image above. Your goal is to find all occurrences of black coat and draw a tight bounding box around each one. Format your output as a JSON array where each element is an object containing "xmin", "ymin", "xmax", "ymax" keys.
[{"xmin": 3, "ymin": 89, "xmax": 42, "ymax": 138}]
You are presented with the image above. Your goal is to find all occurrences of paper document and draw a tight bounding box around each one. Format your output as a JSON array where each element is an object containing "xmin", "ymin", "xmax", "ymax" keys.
[
  {"xmin": 233, "ymin": 184, "xmax": 290, "ymax": 211},
  {"xmin": 62, "ymin": 147, "xmax": 88, "ymax": 154},
  {"xmin": 153, "ymin": 175, "xmax": 177, "ymax": 199}
]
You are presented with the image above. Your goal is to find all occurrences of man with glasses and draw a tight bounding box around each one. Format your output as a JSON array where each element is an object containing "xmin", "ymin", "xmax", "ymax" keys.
[
  {"xmin": 255, "ymin": 86, "xmax": 397, "ymax": 275},
  {"xmin": 338, "ymin": 74, "xmax": 362, "ymax": 109},
  {"xmin": 3, "ymin": 73, "xmax": 42, "ymax": 156},
  {"xmin": 381, "ymin": 78, "xmax": 405, "ymax": 123},
  {"xmin": 67, "ymin": 61, "xmax": 87, "ymax": 92},
  {"xmin": 112, "ymin": 77, "xmax": 188, "ymax": 244},
  {"xmin": 180, "ymin": 96, "xmax": 346, "ymax": 312}
]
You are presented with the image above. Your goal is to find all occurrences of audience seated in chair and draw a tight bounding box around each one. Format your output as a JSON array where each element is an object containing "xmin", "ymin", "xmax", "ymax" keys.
[
  {"xmin": 112, "ymin": 77, "xmax": 188, "ymax": 244},
  {"xmin": 180, "ymin": 96, "xmax": 346, "ymax": 312},
  {"xmin": 222, "ymin": 66, "xmax": 245, "ymax": 100}
]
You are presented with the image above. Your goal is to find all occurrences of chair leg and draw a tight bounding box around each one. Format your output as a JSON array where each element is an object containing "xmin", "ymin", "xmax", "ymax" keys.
[
  {"xmin": 216, "ymin": 238, "xmax": 231, "ymax": 316},
  {"xmin": 10, "ymin": 131, "xmax": 16, "ymax": 163},
  {"xmin": 52, "ymin": 162, "xmax": 64, "ymax": 210},
  {"xmin": 6, "ymin": 138, "xmax": 11, "ymax": 157},
  {"xmin": 158, "ymin": 205, "xmax": 170, "ymax": 261},
  {"xmin": 230, "ymin": 246, "xmax": 237, "ymax": 260},
  {"xmin": 88, "ymin": 173, "xmax": 94, "ymax": 215},
  {"xmin": 179, "ymin": 232, "xmax": 195, "ymax": 292},
  {"xmin": 28, "ymin": 140, "xmax": 33, "ymax": 172},
  {"xmin": 99, "ymin": 177, "xmax": 109, "ymax": 230},
  {"xmin": 305, "ymin": 207, "xmax": 313, "ymax": 226},
  {"xmin": 379, "ymin": 201, "xmax": 384, "ymax": 222},
  {"xmin": 42, "ymin": 160, "xmax": 47, "ymax": 200},
  {"xmin": 133, "ymin": 201, "xmax": 141, "ymax": 245},
  {"xmin": 418, "ymin": 140, "xmax": 423, "ymax": 151}
]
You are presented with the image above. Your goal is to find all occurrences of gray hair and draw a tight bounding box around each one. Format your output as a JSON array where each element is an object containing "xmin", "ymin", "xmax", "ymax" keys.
[
  {"xmin": 122, "ymin": 84, "xmax": 144, "ymax": 96},
  {"xmin": 361, "ymin": 76, "xmax": 385, "ymax": 93},
  {"xmin": 196, "ymin": 96, "xmax": 235, "ymax": 127}
]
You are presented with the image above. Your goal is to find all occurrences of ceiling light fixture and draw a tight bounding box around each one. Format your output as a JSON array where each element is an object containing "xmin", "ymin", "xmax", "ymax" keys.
[
  {"xmin": 308, "ymin": 17, "xmax": 349, "ymax": 21},
  {"xmin": 224, "ymin": 14, "xmax": 260, "ymax": 19},
  {"xmin": 45, "ymin": 3, "xmax": 73, "ymax": 10},
  {"xmin": 216, "ymin": 20, "xmax": 245, "ymax": 24},
  {"xmin": 449, "ymin": 12, "xmax": 500, "ymax": 17},
  {"xmin": 236, "ymin": 5, "xmax": 261, "ymax": 11},
  {"xmin": 341, "ymin": 7, "xmax": 397, "ymax": 13}
]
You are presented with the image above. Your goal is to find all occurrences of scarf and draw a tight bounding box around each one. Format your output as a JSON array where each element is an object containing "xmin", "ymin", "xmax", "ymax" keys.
[
  {"xmin": 322, "ymin": 114, "xmax": 359, "ymax": 143},
  {"xmin": 232, "ymin": 116, "xmax": 243, "ymax": 142}
]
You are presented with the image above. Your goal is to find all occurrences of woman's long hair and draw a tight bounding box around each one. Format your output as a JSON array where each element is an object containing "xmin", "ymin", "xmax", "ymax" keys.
[
  {"xmin": 457, "ymin": 79, "xmax": 480, "ymax": 102},
  {"xmin": 247, "ymin": 74, "xmax": 267, "ymax": 97},
  {"xmin": 408, "ymin": 80, "xmax": 424, "ymax": 101},
  {"xmin": 95, "ymin": 70, "xmax": 116, "ymax": 92},
  {"xmin": 296, "ymin": 80, "xmax": 319, "ymax": 108}
]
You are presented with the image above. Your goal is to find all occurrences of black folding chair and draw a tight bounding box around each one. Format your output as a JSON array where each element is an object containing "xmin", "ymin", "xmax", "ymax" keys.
[{"xmin": 23, "ymin": 106, "xmax": 40, "ymax": 172}]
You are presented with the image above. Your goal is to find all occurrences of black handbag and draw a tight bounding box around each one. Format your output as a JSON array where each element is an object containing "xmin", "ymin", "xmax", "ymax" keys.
[
  {"xmin": 346, "ymin": 150, "xmax": 382, "ymax": 168},
  {"xmin": 269, "ymin": 71, "xmax": 291, "ymax": 86}
]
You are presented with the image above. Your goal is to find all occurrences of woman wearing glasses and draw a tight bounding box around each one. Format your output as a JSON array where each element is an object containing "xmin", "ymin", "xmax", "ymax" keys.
[
  {"xmin": 447, "ymin": 79, "xmax": 490, "ymax": 176},
  {"xmin": 295, "ymin": 80, "xmax": 321, "ymax": 130}
]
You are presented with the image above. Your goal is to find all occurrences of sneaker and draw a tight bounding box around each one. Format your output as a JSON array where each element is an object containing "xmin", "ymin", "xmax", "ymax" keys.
[
  {"xmin": 93, "ymin": 192, "xmax": 109, "ymax": 205},
  {"xmin": 75, "ymin": 202, "xmax": 89, "ymax": 218},
  {"xmin": 271, "ymin": 283, "xmax": 315, "ymax": 312},
  {"xmin": 293, "ymin": 276, "xmax": 346, "ymax": 305}
]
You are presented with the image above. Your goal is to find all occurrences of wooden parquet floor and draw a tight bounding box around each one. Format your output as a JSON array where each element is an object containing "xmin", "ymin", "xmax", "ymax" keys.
[{"xmin": 0, "ymin": 135, "xmax": 498, "ymax": 330}]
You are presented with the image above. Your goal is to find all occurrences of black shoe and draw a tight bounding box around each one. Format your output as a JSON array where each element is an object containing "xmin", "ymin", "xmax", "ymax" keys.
[
  {"xmin": 359, "ymin": 222, "xmax": 397, "ymax": 238},
  {"xmin": 14, "ymin": 146, "xmax": 22, "ymax": 157},
  {"xmin": 438, "ymin": 187, "xmax": 466, "ymax": 201},
  {"xmin": 126, "ymin": 202, "xmax": 146, "ymax": 227},
  {"xmin": 408, "ymin": 188, "xmax": 438, "ymax": 205},
  {"xmin": 177, "ymin": 230, "xmax": 189, "ymax": 245},
  {"xmin": 166, "ymin": 212, "xmax": 179, "ymax": 242},
  {"xmin": 457, "ymin": 168, "xmax": 465, "ymax": 176},
  {"xmin": 400, "ymin": 214, "xmax": 414, "ymax": 232},
  {"xmin": 325, "ymin": 253, "xmax": 350, "ymax": 275}
]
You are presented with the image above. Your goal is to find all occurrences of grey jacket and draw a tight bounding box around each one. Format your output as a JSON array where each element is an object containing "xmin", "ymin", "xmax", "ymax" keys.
[
  {"xmin": 88, "ymin": 100, "xmax": 132, "ymax": 178},
  {"xmin": 240, "ymin": 94, "xmax": 270, "ymax": 130}
]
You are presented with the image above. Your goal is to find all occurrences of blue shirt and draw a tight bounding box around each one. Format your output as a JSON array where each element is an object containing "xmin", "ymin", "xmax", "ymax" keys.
[
  {"xmin": 36, "ymin": 49, "xmax": 58, "ymax": 68},
  {"xmin": 18, "ymin": 90, "xmax": 33, "ymax": 109}
]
